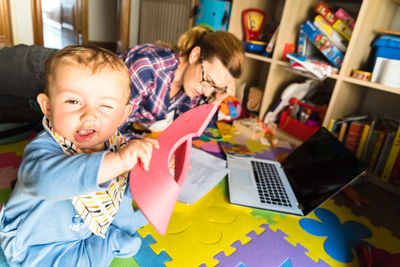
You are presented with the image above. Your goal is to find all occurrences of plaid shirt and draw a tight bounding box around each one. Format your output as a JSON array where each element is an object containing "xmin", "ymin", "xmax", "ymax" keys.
[{"xmin": 119, "ymin": 44, "xmax": 201, "ymax": 140}]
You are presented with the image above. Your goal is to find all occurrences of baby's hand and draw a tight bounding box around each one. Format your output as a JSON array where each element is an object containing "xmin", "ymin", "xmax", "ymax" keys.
[{"xmin": 119, "ymin": 138, "xmax": 159, "ymax": 171}]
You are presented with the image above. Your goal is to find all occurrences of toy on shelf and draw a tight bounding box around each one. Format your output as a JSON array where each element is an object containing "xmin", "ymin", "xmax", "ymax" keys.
[
  {"xmin": 242, "ymin": 8, "xmax": 267, "ymax": 54},
  {"xmin": 279, "ymin": 97, "xmax": 326, "ymax": 141},
  {"xmin": 242, "ymin": 8, "xmax": 266, "ymax": 41},
  {"xmin": 264, "ymin": 79, "xmax": 318, "ymax": 124}
]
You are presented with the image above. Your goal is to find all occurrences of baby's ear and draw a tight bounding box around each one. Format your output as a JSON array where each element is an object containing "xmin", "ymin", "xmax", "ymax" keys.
[
  {"xmin": 120, "ymin": 103, "xmax": 132, "ymax": 125},
  {"xmin": 36, "ymin": 93, "xmax": 51, "ymax": 117}
]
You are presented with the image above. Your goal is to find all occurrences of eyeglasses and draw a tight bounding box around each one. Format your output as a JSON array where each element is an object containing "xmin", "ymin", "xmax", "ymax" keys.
[{"xmin": 200, "ymin": 59, "xmax": 228, "ymax": 94}]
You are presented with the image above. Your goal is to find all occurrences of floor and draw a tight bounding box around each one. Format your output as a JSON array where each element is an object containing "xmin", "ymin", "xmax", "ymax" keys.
[
  {"xmin": 43, "ymin": 18, "xmax": 77, "ymax": 49},
  {"xmin": 1, "ymin": 128, "xmax": 400, "ymax": 266},
  {"xmin": 333, "ymin": 178, "xmax": 400, "ymax": 239}
]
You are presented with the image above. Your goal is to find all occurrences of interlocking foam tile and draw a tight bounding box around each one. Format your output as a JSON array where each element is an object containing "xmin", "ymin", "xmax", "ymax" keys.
[
  {"xmin": 0, "ymin": 140, "xmax": 29, "ymax": 156},
  {"xmin": 137, "ymin": 185, "xmax": 267, "ymax": 266},
  {"xmin": 269, "ymin": 199, "xmax": 400, "ymax": 266},
  {"xmin": 299, "ymin": 208, "xmax": 372, "ymax": 263},
  {"xmin": 0, "ymin": 151, "xmax": 23, "ymax": 208},
  {"xmin": 214, "ymin": 224, "xmax": 330, "ymax": 267},
  {"xmin": 0, "ymin": 152, "xmax": 21, "ymax": 187},
  {"xmin": 133, "ymin": 234, "xmax": 171, "ymax": 267},
  {"xmin": 321, "ymin": 201, "xmax": 400, "ymax": 255},
  {"xmin": 250, "ymin": 209, "xmax": 285, "ymax": 225},
  {"xmin": 109, "ymin": 257, "xmax": 138, "ymax": 267}
]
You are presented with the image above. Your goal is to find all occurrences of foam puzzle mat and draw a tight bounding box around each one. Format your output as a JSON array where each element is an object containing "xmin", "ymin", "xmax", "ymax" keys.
[{"xmin": 0, "ymin": 127, "xmax": 399, "ymax": 267}]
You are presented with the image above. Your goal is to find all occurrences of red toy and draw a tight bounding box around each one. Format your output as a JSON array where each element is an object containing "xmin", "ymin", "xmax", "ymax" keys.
[{"xmin": 242, "ymin": 8, "xmax": 266, "ymax": 41}]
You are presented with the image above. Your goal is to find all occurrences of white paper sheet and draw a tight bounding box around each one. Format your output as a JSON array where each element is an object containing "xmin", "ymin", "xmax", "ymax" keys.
[{"xmin": 178, "ymin": 147, "xmax": 228, "ymax": 204}]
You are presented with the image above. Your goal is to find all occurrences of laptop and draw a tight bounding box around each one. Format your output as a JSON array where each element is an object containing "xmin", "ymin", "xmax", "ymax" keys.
[{"xmin": 227, "ymin": 127, "xmax": 367, "ymax": 216}]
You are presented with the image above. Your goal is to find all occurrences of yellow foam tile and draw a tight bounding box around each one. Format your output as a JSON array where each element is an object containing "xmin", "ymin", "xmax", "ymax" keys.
[
  {"xmin": 269, "ymin": 199, "xmax": 400, "ymax": 266},
  {"xmin": 138, "ymin": 185, "xmax": 267, "ymax": 266}
]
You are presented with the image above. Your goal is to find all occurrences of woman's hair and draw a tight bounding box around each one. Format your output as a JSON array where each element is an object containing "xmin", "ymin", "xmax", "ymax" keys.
[
  {"xmin": 158, "ymin": 26, "xmax": 245, "ymax": 78},
  {"xmin": 44, "ymin": 45, "xmax": 130, "ymax": 98}
]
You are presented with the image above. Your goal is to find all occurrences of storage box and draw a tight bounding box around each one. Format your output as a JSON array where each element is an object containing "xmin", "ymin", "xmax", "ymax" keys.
[
  {"xmin": 371, "ymin": 57, "xmax": 400, "ymax": 88},
  {"xmin": 301, "ymin": 20, "xmax": 344, "ymax": 68},
  {"xmin": 278, "ymin": 98, "xmax": 325, "ymax": 141},
  {"xmin": 372, "ymin": 35, "xmax": 400, "ymax": 66},
  {"xmin": 279, "ymin": 110, "xmax": 320, "ymax": 141}
]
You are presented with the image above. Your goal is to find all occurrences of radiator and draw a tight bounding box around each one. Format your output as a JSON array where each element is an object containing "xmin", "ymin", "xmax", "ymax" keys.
[{"xmin": 139, "ymin": 0, "xmax": 193, "ymax": 45}]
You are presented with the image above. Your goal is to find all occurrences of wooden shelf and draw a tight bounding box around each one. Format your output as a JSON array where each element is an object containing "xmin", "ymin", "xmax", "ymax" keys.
[
  {"xmin": 245, "ymin": 52, "xmax": 273, "ymax": 63},
  {"xmin": 342, "ymin": 77, "xmax": 400, "ymax": 93},
  {"xmin": 229, "ymin": 0, "xmax": 400, "ymax": 193}
]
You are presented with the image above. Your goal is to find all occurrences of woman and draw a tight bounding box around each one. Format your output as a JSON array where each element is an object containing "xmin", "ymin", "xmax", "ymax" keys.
[{"xmin": 119, "ymin": 26, "xmax": 245, "ymax": 140}]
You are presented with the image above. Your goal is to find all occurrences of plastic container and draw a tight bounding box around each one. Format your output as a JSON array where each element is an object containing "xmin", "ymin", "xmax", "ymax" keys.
[
  {"xmin": 243, "ymin": 40, "xmax": 267, "ymax": 53},
  {"xmin": 372, "ymin": 35, "xmax": 400, "ymax": 66},
  {"xmin": 278, "ymin": 98, "xmax": 325, "ymax": 141}
]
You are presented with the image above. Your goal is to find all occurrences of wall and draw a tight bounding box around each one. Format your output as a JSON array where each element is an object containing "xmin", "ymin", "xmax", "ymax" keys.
[
  {"xmin": 392, "ymin": 6, "xmax": 400, "ymax": 31},
  {"xmin": 88, "ymin": 0, "xmax": 117, "ymax": 42},
  {"xmin": 10, "ymin": 0, "xmax": 34, "ymax": 45},
  {"xmin": 129, "ymin": 0, "xmax": 140, "ymax": 47}
]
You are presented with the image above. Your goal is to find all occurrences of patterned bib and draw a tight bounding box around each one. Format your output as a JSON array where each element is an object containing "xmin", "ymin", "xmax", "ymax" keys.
[{"xmin": 42, "ymin": 117, "xmax": 128, "ymax": 238}]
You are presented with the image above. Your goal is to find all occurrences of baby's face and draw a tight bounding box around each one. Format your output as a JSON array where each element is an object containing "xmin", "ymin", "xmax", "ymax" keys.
[{"xmin": 44, "ymin": 64, "xmax": 131, "ymax": 151}]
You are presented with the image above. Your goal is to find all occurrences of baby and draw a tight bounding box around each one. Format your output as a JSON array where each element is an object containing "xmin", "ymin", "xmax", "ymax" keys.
[{"xmin": 0, "ymin": 45, "xmax": 158, "ymax": 266}]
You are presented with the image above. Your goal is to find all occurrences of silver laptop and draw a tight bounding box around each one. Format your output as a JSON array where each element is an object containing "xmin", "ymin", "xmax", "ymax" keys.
[{"xmin": 227, "ymin": 127, "xmax": 366, "ymax": 216}]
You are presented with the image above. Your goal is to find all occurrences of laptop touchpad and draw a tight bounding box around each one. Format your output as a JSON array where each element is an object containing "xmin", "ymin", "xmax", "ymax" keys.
[{"xmin": 231, "ymin": 169, "xmax": 252, "ymax": 186}]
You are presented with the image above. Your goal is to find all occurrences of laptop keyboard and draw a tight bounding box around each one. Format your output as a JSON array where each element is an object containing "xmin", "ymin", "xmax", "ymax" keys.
[{"xmin": 251, "ymin": 161, "xmax": 292, "ymax": 207}]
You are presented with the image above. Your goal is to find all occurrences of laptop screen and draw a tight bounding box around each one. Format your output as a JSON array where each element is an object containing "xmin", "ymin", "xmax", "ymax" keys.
[{"xmin": 281, "ymin": 127, "xmax": 366, "ymax": 215}]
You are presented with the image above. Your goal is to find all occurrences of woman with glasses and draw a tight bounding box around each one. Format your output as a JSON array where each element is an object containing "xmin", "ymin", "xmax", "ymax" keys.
[{"xmin": 119, "ymin": 26, "xmax": 245, "ymax": 140}]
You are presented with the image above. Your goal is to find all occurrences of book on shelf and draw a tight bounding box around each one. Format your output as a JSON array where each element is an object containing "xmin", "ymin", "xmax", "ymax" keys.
[
  {"xmin": 360, "ymin": 119, "xmax": 378, "ymax": 164},
  {"xmin": 368, "ymin": 130, "xmax": 385, "ymax": 169},
  {"xmin": 328, "ymin": 118, "xmax": 341, "ymax": 136},
  {"xmin": 363, "ymin": 131, "xmax": 380, "ymax": 166},
  {"xmin": 327, "ymin": 117, "xmax": 340, "ymax": 135},
  {"xmin": 389, "ymin": 152, "xmax": 400, "ymax": 185},
  {"xmin": 329, "ymin": 114, "xmax": 369, "ymax": 139},
  {"xmin": 381, "ymin": 125, "xmax": 400, "ymax": 182},
  {"xmin": 337, "ymin": 121, "xmax": 349, "ymax": 142},
  {"xmin": 355, "ymin": 123, "xmax": 371, "ymax": 159},
  {"xmin": 344, "ymin": 121, "xmax": 365, "ymax": 154},
  {"xmin": 374, "ymin": 131, "xmax": 396, "ymax": 177}
]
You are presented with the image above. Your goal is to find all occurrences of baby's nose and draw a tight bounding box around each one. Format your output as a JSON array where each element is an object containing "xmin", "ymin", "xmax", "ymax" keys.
[{"xmin": 81, "ymin": 107, "xmax": 97, "ymax": 121}]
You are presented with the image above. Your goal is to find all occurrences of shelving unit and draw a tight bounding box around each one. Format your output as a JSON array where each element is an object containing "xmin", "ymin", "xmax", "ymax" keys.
[
  {"xmin": 228, "ymin": 0, "xmax": 400, "ymax": 125},
  {"xmin": 228, "ymin": 0, "xmax": 400, "ymax": 193}
]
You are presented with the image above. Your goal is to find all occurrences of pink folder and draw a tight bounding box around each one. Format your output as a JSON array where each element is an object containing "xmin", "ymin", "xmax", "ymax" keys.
[{"xmin": 129, "ymin": 104, "xmax": 218, "ymax": 234}]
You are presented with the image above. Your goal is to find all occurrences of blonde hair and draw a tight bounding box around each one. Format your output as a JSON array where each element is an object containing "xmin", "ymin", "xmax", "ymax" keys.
[
  {"xmin": 158, "ymin": 26, "xmax": 244, "ymax": 78},
  {"xmin": 44, "ymin": 45, "xmax": 131, "ymax": 100}
]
